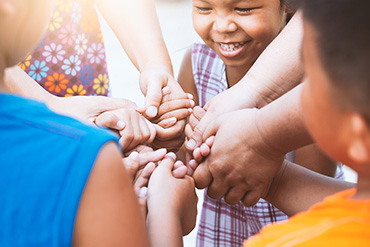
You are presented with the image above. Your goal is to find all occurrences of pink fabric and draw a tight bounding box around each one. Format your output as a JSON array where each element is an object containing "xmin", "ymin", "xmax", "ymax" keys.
[{"xmin": 192, "ymin": 41, "xmax": 346, "ymax": 247}]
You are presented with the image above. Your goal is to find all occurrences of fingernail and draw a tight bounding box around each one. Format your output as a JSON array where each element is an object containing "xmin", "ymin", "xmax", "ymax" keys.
[
  {"xmin": 146, "ymin": 106, "xmax": 158, "ymax": 117},
  {"xmin": 116, "ymin": 120, "xmax": 125, "ymax": 129},
  {"xmin": 166, "ymin": 152, "xmax": 177, "ymax": 160},
  {"xmin": 206, "ymin": 136, "xmax": 215, "ymax": 145},
  {"xmin": 187, "ymin": 93, "xmax": 194, "ymax": 99},
  {"xmin": 138, "ymin": 187, "xmax": 148, "ymax": 198},
  {"xmin": 186, "ymin": 139, "xmax": 196, "ymax": 149},
  {"xmin": 188, "ymin": 108, "xmax": 193, "ymax": 113},
  {"xmin": 155, "ymin": 148, "xmax": 167, "ymax": 156},
  {"xmin": 190, "ymin": 100, "xmax": 195, "ymax": 107},
  {"xmin": 164, "ymin": 117, "xmax": 177, "ymax": 125},
  {"xmin": 129, "ymin": 151, "xmax": 139, "ymax": 161}
]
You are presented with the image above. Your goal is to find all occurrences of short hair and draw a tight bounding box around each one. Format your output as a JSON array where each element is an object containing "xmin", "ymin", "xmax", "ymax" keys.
[{"xmin": 302, "ymin": 0, "xmax": 370, "ymax": 121}]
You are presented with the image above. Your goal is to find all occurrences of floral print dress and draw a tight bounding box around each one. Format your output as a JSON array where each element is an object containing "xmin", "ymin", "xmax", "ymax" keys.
[{"xmin": 19, "ymin": 0, "xmax": 110, "ymax": 97}]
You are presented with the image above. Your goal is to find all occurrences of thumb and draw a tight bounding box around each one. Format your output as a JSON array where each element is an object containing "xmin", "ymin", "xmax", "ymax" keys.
[
  {"xmin": 158, "ymin": 152, "xmax": 176, "ymax": 171},
  {"xmin": 202, "ymin": 118, "xmax": 220, "ymax": 144},
  {"xmin": 143, "ymin": 78, "xmax": 167, "ymax": 118},
  {"xmin": 186, "ymin": 113, "xmax": 213, "ymax": 150}
]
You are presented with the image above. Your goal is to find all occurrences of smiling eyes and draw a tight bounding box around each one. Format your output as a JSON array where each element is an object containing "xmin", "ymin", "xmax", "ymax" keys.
[{"xmin": 194, "ymin": 6, "xmax": 256, "ymax": 14}]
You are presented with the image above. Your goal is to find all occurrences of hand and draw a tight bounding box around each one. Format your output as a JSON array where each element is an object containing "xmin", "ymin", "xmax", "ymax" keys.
[
  {"xmin": 95, "ymin": 108, "xmax": 156, "ymax": 153},
  {"xmin": 193, "ymin": 108, "xmax": 285, "ymax": 206},
  {"xmin": 147, "ymin": 155, "xmax": 198, "ymax": 236},
  {"xmin": 186, "ymin": 85, "xmax": 257, "ymax": 151},
  {"xmin": 49, "ymin": 95, "xmax": 143, "ymax": 123},
  {"xmin": 149, "ymin": 91, "xmax": 194, "ymax": 152},
  {"xmin": 139, "ymin": 68, "xmax": 185, "ymax": 118}
]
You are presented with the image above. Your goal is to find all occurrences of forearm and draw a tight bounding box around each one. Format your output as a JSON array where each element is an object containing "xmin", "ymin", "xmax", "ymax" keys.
[
  {"xmin": 147, "ymin": 207, "xmax": 183, "ymax": 247},
  {"xmin": 4, "ymin": 65, "xmax": 55, "ymax": 103},
  {"xmin": 234, "ymin": 12, "xmax": 304, "ymax": 108},
  {"xmin": 255, "ymin": 83, "xmax": 312, "ymax": 156},
  {"xmin": 265, "ymin": 160, "xmax": 354, "ymax": 216},
  {"xmin": 95, "ymin": 0, "xmax": 173, "ymax": 75}
]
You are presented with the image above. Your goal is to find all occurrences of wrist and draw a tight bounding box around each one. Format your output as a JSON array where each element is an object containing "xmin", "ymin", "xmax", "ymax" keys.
[{"xmin": 264, "ymin": 159, "xmax": 289, "ymax": 203}]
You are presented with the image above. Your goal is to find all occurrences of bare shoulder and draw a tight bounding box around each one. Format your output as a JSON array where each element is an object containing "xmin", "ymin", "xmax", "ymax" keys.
[
  {"xmin": 73, "ymin": 141, "xmax": 149, "ymax": 247},
  {"xmin": 178, "ymin": 47, "xmax": 199, "ymax": 105}
]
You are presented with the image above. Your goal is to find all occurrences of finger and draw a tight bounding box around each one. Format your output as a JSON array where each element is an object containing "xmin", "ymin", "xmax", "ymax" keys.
[
  {"xmin": 187, "ymin": 112, "xmax": 217, "ymax": 150},
  {"xmin": 137, "ymin": 148, "xmax": 167, "ymax": 168},
  {"xmin": 119, "ymin": 122, "xmax": 135, "ymax": 153},
  {"xmin": 223, "ymin": 186, "xmax": 246, "ymax": 205},
  {"xmin": 184, "ymin": 123, "xmax": 194, "ymax": 141},
  {"xmin": 144, "ymin": 81, "xmax": 163, "ymax": 118},
  {"xmin": 192, "ymin": 106, "xmax": 206, "ymax": 122},
  {"xmin": 154, "ymin": 121, "xmax": 185, "ymax": 141},
  {"xmin": 120, "ymin": 114, "xmax": 142, "ymax": 152},
  {"xmin": 207, "ymin": 178, "xmax": 229, "ymax": 200},
  {"xmin": 188, "ymin": 159, "xmax": 199, "ymax": 172},
  {"xmin": 137, "ymin": 187, "xmax": 148, "ymax": 218},
  {"xmin": 122, "ymin": 153, "xmax": 140, "ymax": 181},
  {"xmin": 157, "ymin": 98, "xmax": 195, "ymax": 117},
  {"xmin": 138, "ymin": 115, "xmax": 152, "ymax": 145},
  {"xmin": 193, "ymin": 148, "xmax": 202, "ymax": 163},
  {"xmin": 155, "ymin": 108, "xmax": 193, "ymax": 124},
  {"xmin": 205, "ymin": 136, "xmax": 215, "ymax": 147},
  {"xmin": 172, "ymin": 166, "xmax": 188, "ymax": 178},
  {"xmin": 95, "ymin": 111, "xmax": 125, "ymax": 131},
  {"xmin": 144, "ymin": 119, "xmax": 157, "ymax": 145},
  {"xmin": 162, "ymin": 86, "xmax": 171, "ymax": 96},
  {"xmin": 135, "ymin": 162, "xmax": 157, "ymax": 194},
  {"xmin": 200, "ymin": 143, "xmax": 211, "ymax": 157},
  {"xmin": 157, "ymin": 153, "xmax": 176, "ymax": 171},
  {"xmin": 162, "ymin": 92, "xmax": 193, "ymax": 103},
  {"xmin": 192, "ymin": 163, "xmax": 213, "ymax": 189},
  {"xmin": 157, "ymin": 117, "xmax": 177, "ymax": 129},
  {"xmin": 242, "ymin": 190, "xmax": 262, "ymax": 207}
]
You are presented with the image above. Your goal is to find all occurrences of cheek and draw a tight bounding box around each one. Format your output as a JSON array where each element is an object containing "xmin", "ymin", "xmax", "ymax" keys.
[{"xmin": 193, "ymin": 15, "xmax": 210, "ymax": 40}]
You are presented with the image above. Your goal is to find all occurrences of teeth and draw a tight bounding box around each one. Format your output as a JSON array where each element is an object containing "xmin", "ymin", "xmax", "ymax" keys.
[{"xmin": 220, "ymin": 42, "xmax": 245, "ymax": 51}]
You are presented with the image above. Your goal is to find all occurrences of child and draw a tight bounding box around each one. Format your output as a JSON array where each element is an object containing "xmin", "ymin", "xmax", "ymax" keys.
[
  {"xmin": 0, "ymin": 0, "xmax": 196, "ymax": 246},
  {"xmin": 244, "ymin": 0, "xmax": 370, "ymax": 245},
  {"xmin": 177, "ymin": 0, "xmax": 341, "ymax": 246}
]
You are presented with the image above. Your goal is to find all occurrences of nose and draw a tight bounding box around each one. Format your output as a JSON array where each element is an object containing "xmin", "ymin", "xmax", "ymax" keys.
[{"xmin": 213, "ymin": 15, "xmax": 237, "ymax": 33}]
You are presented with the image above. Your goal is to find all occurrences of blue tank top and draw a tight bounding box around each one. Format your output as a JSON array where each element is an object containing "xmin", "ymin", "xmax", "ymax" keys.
[{"xmin": 0, "ymin": 94, "xmax": 118, "ymax": 246}]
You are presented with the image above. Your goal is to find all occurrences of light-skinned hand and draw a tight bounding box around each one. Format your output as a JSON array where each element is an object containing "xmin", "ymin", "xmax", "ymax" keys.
[{"xmin": 147, "ymin": 154, "xmax": 197, "ymax": 236}]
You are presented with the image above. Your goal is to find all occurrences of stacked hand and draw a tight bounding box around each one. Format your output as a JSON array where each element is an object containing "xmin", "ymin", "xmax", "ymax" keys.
[{"xmin": 185, "ymin": 107, "xmax": 285, "ymax": 207}]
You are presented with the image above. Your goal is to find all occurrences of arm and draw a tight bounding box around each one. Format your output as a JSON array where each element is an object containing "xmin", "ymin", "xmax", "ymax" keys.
[
  {"xmin": 265, "ymin": 160, "xmax": 354, "ymax": 216},
  {"xmin": 146, "ymin": 156, "xmax": 197, "ymax": 247},
  {"xmin": 193, "ymin": 84, "xmax": 313, "ymax": 206},
  {"xmin": 94, "ymin": 0, "xmax": 185, "ymax": 116},
  {"xmin": 73, "ymin": 142, "xmax": 149, "ymax": 247},
  {"xmin": 4, "ymin": 65, "xmax": 140, "ymax": 124},
  {"xmin": 189, "ymin": 12, "xmax": 305, "ymax": 149}
]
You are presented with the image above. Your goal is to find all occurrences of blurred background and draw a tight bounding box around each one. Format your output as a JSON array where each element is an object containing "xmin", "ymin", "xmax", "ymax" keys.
[{"xmin": 99, "ymin": 0, "xmax": 358, "ymax": 246}]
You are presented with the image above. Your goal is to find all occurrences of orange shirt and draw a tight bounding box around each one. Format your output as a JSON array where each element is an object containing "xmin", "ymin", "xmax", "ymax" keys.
[{"xmin": 244, "ymin": 189, "xmax": 370, "ymax": 247}]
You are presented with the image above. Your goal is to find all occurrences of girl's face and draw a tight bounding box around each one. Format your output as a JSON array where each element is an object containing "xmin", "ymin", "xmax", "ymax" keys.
[{"xmin": 192, "ymin": 0, "xmax": 286, "ymax": 69}]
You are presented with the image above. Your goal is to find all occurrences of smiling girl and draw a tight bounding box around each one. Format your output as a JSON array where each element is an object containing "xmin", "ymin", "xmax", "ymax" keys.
[{"xmin": 177, "ymin": 0, "xmax": 342, "ymax": 246}]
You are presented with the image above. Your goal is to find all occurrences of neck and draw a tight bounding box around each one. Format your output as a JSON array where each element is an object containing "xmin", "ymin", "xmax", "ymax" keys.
[
  {"xmin": 225, "ymin": 65, "xmax": 250, "ymax": 88},
  {"xmin": 351, "ymin": 163, "xmax": 370, "ymax": 199},
  {"xmin": 353, "ymin": 175, "xmax": 370, "ymax": 200}
]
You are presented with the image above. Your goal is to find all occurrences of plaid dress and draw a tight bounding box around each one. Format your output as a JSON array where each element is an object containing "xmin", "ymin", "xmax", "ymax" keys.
[
  {"xmin": 192, "ymin": 40, "xmax": 345, "ymax": 247},
  {"xmin": 19, "ymin": 0, "xmax": 110, "ymax": 97}
]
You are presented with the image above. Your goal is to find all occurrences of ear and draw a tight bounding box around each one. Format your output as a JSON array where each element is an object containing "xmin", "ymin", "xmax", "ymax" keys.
[
  {"xmin": 0, "ymin": 0, "xmax": 15, "ymax": 16},
  {"xmin": 347, "ymin": 114, "xmax": 370, "ymax": 164}
]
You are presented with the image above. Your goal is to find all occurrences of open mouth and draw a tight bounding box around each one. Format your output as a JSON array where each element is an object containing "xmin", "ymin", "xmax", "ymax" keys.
[
  {"xmin": 219, "ymin": 42, "xmax": 246, "ymax": 52},
  {"xmin": 217, "ymin": 41, "xmax": 248, "ymax": 58}
]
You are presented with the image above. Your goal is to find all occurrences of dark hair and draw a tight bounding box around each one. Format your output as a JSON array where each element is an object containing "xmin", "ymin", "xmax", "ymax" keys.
[{"xmin": 302, "ymin": 0, "xmax": 370, "ymax": 121}]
